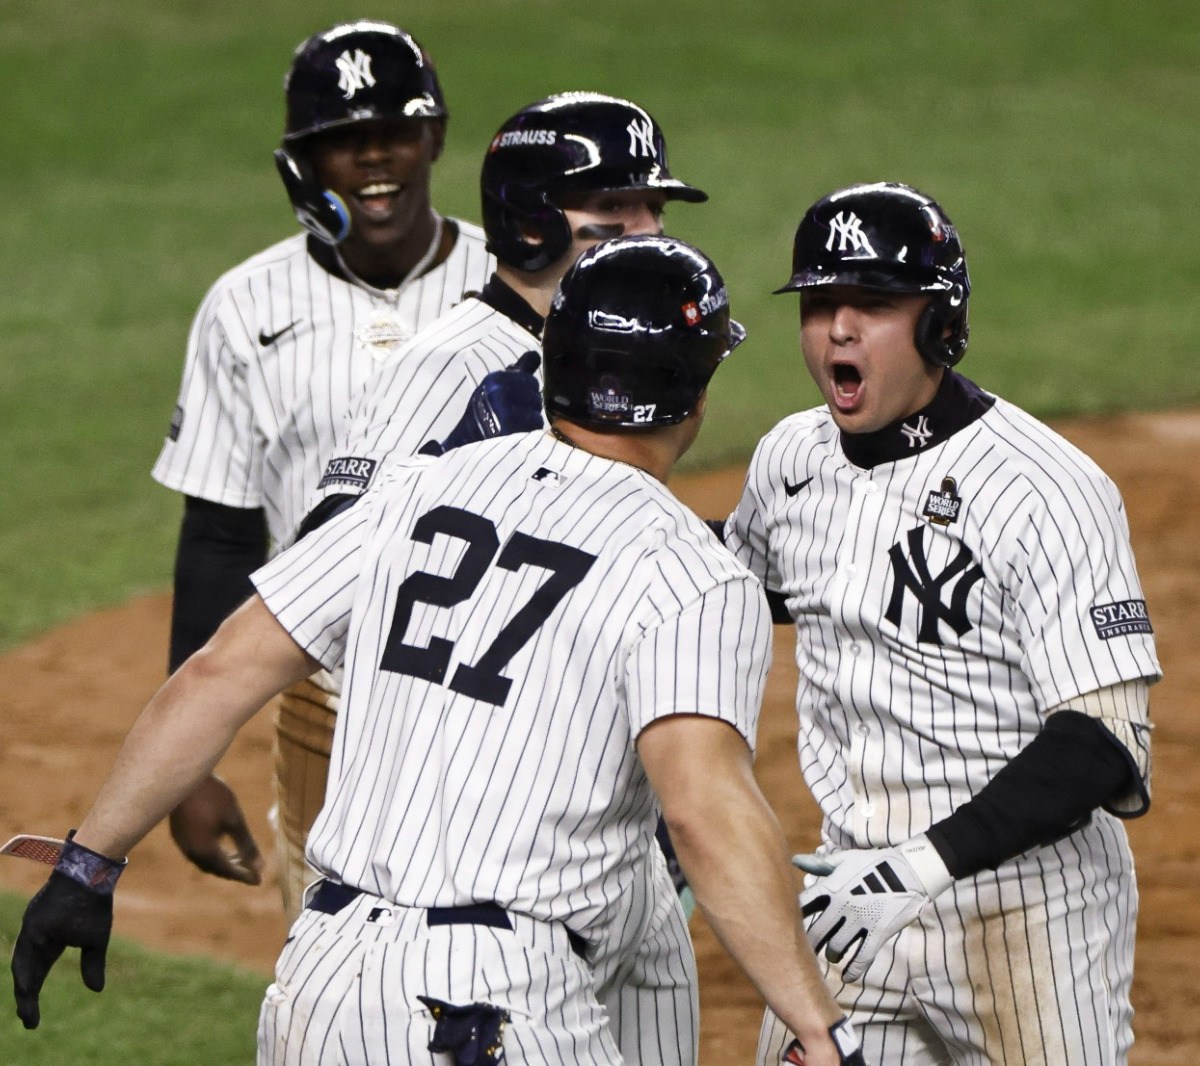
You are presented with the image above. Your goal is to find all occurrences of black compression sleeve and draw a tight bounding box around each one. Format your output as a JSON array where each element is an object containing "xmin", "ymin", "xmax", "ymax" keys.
[
  {"xmin": 925, "ymin": 710, "xmax": 1134, "ymax": 879},
  {"xmin": 168, "ymin": 497, "xmax": 268, "ymax": 672}
]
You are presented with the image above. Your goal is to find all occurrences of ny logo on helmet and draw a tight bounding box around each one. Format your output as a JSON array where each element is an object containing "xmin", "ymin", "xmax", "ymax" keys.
[
  {"xmin": 336, "ymin": 49, "xmax": 376, "ymax": 99},
  {"xmin": 825, "ymin": 211, "xmax": 876, "ymax": 256},
  {"xmin": 626, "ymin": 116, "xmax": 656, "ymax": 158}
]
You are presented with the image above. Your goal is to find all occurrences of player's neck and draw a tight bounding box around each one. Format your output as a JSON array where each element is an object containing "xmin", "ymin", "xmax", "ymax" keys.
[
  {"xmin": 497, "ymin": 257, "xmax": 580, "ymax": 318},
  {"xmin": 337, "ymin": 211, "xmax": 449, "ymax": 292},
  {"xmin": 548, "ymin": 421, "xmax": 681, "ymax": 484}
]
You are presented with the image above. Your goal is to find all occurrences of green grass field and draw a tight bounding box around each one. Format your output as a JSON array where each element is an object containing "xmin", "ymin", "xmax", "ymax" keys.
[{"xmin": 1, "ymin": 0, "xmax": 1197, "ymax": 1058}]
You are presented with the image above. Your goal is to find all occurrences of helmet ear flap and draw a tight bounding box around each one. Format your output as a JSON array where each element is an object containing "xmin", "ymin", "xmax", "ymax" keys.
[
  {"xmin": 487, "ymin": 191, "xmax": 573, "ymax": 272},
  {"xmin": 915, "ymin": 285, "xmax": 969, "ymax": 369},
  {"xmin": 273, "ymin": 147, "xmax": 350, "ymax": 245}
]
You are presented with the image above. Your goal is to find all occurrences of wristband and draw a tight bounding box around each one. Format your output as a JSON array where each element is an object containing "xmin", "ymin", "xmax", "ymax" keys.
[
  {"xmin": 54, "ymin": 830, "xmax": 127, "ymax": 895},
  {"xmin": 782, "ymin": 1017, "xmax": 862, "ymax": 1064},
  {"xmin": 830, "ymin": 1016, "xmax": 861, "ymax": 1058}
]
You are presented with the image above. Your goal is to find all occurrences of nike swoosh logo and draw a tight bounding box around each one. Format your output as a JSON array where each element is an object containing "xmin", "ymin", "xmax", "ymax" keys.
[
  {"xmin": 784, "ymin": 476, "xmax": 814, "ymax": 497},
  {"xmin": 258, "ymin": 321, "xmax": 298, "ymax": 347}
]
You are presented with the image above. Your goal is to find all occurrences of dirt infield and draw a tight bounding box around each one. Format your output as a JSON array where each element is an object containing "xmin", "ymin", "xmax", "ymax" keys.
[{"xmin": 1, "ymin": 411, "xmax": 1197, "ymax": 1063}]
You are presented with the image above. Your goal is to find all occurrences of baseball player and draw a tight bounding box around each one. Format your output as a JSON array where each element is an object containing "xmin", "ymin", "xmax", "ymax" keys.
[
  {"xmin": 299, "ymin": 91, "xmax": 708, "ymax": 931},
  {"xmin": 718, "ymin": 183, "xmax": 1159, "ymax": 1064},
  {"xmin": 150, "ymin": 21, "xmax": 494, "ymax": 897},
  {"xmin": 12, "ymin": 236, "xmax": 867, "ymax": 1066}
]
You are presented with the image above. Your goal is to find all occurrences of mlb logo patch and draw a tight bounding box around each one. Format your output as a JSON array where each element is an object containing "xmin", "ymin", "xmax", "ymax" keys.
[{"xmin": 531, "ymin": 466, "xmax": 564, "ymax": 485}]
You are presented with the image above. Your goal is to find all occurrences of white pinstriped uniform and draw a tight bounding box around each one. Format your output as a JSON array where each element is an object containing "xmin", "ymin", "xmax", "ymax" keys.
[
  {"xmin": 726, "ymin": 375, "xmax": 1159, "ymax": 1065},
  {"xmin": 307, "ymin": 291, "xmax": 713, "ymax": 1066},
  {"xmin": 307, "ymin": 286, "xmax": 543, "ymax": 521},
  {"xmin": 151, "ymin": 221, "xmax": 494, "ymax": 546},
  {"xmin": 251, "ymin": 430, "xmax": 771, "ymax": 1064}
]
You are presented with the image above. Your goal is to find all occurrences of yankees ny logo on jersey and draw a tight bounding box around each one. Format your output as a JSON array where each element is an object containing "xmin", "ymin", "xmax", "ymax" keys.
[
  {"xmin": 825, "ymin": 211, "xmax": 876, "ymax": 256},
  {"xmin": 885, "ymin": 526, "xmax": 984, "ymax": 645},
  {"xmin": 626, "ymin": 116, "xmax": 656, "ymax": 157},
  {"xmin": 336, "ymin": 48, "xmax": 376, "ymax": 98}
]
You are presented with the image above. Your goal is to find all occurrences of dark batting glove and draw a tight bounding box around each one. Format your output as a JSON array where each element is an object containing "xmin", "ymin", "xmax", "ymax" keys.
[{"xmin": 11, "ymin": 833, "xmax": 125, "ymax": 1029}]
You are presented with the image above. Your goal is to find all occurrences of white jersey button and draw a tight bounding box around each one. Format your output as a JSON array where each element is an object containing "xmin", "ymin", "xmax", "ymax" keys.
[
  {"xmin": 856, "ymin": 722, "xmax": 870, "ymax": 736},
  {"xmin": 849, "ymin": 642, "xmax": 862, "ymax": 655},
  {"xmin": 861, "ymin": 803, "xmax": 876, "ymax": 818}
]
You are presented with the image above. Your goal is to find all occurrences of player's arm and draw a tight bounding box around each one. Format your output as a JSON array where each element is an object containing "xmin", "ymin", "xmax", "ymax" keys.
[
  {"xmin": 11, "ymin": 596, "xmax": 316, "ymax": 1030},
  {"xmin": 166, "ymin": 496, "xmax": 269, "ymax": 884},
  {"xmin": 86, "ymin": 596, "xmax": 316, "ymax": 857},
  {"xmin": 924, "ymin": 680, "xmax": 1151, "ymax": 875},
  {"xmin": 638, "ymin": 717, "xmax": 863, "ymax": 1066},
  {"xmin": 796, "ymin": 680, "xmax": 1152, "ymax": 983}
]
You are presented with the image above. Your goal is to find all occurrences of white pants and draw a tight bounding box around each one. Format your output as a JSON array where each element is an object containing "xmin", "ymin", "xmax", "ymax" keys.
[
  {"xmin": 757, "ymin": 815, "xmax": 1138, "ymax": 1065},
  {"xmin": 589, "ymin": 844, "xmax": 698, "ymax": 1065},
  {"xmin": 259, "ymin": 854, "xmax": 697, "ymax": 1065},
  {"xmin": 258, "ymin": 890, "xmax": 618, "ymax": 1065}
]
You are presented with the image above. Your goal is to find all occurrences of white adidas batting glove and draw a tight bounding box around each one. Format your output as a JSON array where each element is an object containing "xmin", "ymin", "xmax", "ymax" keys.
[{"xmin": 793, "ymin": 835, "xmax": 954, "ymax": 984}]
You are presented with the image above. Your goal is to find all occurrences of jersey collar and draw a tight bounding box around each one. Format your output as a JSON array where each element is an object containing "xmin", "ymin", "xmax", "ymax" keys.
[
  {"xmin": 839, "ymin": 371, "xmax": 996, "ymax": 469},
  {"xmin": 474, "ymin": 274, "xmax": 545, "ymax": 339},
  {"xmin": 304, "ymin": 219, "xmax": 459, "ymax": 295}
]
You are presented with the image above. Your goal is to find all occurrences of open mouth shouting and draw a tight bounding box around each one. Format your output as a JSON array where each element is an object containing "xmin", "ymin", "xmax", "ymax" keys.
[{"xmin": 831, "ymin": 361, "xmax": 864, "ymax": 413}]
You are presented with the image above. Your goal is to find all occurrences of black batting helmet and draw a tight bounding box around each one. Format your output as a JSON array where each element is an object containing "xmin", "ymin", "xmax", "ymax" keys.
[
  {"xmin": 481, "ymin": 93, "xmax": 707, "ymax": 272},
  {"xmin": 274, "ymin": 21, "xmax": 446, "ymax": 244},
  {"xmin": 776, "ymin": 182, "xmax": 971, "ymax": 368},
  {"xmin": 542, "ymin": 235, "xmax": 745, "ymax": 429}
]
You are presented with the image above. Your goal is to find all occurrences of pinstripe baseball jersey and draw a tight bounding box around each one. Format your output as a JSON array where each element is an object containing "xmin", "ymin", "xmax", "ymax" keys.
[
  {"xmin": 254, "ymin": 429, "xmax": 770, "ymax": 930},
  {"xmin": 307, "ymin": 276, "xmax": 544, "ymax": 524},
  {"xmin": 152, "ymin": 221, "xmax": 494, "ymax": 546},
  {"xmin": 734, "ymin": 371, "xmax": 1160, "ymax": 1065},
  {"xmin": 727, "ymin": 372, "xmax": 1159, "ymax": 848}
]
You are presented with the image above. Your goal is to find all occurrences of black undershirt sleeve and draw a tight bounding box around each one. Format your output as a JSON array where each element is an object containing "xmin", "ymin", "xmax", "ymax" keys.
[
  {"xmin": 925, "ymin": 709, "xmax": 1135, "ymax": 879},
  {"xmin": 168, "ymin": 497, "xmax": 268, "ymax": 672}
]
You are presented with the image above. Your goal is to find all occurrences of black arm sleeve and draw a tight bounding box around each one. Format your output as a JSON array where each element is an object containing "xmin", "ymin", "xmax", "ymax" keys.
[
  {"xmin": 168, "ymin": 497, "xmax": 268, "ymax": 672},
  {"xmin": 925, "ymin": 709, "xmax": 1135, "ymax": 879}
]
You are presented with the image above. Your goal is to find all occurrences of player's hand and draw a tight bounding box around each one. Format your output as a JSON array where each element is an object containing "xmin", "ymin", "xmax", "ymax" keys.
[
  {"xmin": 423, "ymin": 351, "xmax": 543, "ymax": 456},
  {"xmin": 793, "ymin": 835, "xmax": 953, "ymax": 984},
  {"xmin": 12, "ymin": 834, "xmax": 125, "ymax": 1030},
  {"xmin": 168, "ymin": 775, "xmax": 263, "ymax": 885},
  {"xmin": 782, "ymin": 1018, "xmax": 869, "ymax": 1065}
]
